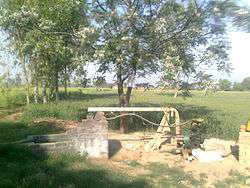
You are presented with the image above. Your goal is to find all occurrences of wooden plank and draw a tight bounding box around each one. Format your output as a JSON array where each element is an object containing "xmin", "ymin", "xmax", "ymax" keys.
[{"xmin": 88, "ymin": 107, "xmax": 168, "ymax": 112}]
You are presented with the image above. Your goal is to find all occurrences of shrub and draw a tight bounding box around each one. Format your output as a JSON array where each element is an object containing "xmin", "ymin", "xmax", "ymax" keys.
[{"xmin": 0, "ymin": 87, "xmax": 26, "ymax": 109}]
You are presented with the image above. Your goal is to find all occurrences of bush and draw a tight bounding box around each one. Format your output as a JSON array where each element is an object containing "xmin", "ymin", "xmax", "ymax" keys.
[
  {"xmin": 0, "ymin": 87, "xmax": 26, "ymax": 109},
  {"xmin": 21, "ymin": 102, "xmax": 88, "ymax": 123}
]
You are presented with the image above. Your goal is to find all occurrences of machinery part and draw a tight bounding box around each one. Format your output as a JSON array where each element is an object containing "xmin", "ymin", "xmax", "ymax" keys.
[{"xmin": 145, "ymin": 108, "xmax": 181, "ymax": 151}]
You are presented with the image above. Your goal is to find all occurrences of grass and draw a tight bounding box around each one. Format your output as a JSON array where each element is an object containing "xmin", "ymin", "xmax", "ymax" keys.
[
  {"xmin": 0, "ymin": 120, "xmax": 64, "ymax": 143},
  {"xmin": 140, "ymin": 162, "xmax": 206, "ymax": 188},
  {"xmin": 1, "ymin": 87, "xmax": 250, "ymax": 187},
  {"xmin": 213, "ymin": 170, "xmax": 250, "ymax": 188},
  {"xmin": 11, "ymin": 88, "xmax": 250, "ymax": 140},
  {"xmin": 0, "ymin": 144, "xmax": 147, "ymax": 188},
  {"xmin": 1, "ymin": 143, "xmax": 249, "ymax": 188},
  {"xmin": 0, "ymin": 87, "xmax": 26, "ymax": 109}
]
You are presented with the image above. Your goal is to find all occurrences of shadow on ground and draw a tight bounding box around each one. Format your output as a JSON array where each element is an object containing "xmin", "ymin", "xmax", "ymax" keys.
[
  {"xmin": 0, "ymin": 144, "xmax": 148, "ymax": 188},
  {"xmin": 108, "ymin": 139, "xmax": 122, "ymax": 158},
  {"xmin": 0, "ymin": 120, "xmax": 65, "ymax": 143}
]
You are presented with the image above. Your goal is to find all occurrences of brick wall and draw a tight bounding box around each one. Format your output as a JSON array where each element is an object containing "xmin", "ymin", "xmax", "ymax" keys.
[{"xmin": 239, "ymin": 131, "xmax": 250, "ymax": 166}]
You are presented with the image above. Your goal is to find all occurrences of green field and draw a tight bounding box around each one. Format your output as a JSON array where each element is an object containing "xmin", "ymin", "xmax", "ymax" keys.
[
  {"xmin": 1, "ymin": 88, "xmax": 250, "ymax": 140},
  {"xmin": 0, "ymin": 88, "xmax": 250, "ymax": 187}
]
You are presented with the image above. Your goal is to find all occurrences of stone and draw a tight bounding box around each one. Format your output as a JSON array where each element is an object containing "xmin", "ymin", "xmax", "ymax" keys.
[
  {"xmin": 202, "ymin": 138, "xmax": 236, "ymax": 157},
  {"xmin": 239, "ymin": 131, "xmax": 250, "ymax": 166}
]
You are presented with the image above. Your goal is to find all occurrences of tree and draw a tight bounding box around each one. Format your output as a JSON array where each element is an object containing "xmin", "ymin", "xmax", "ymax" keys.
[
  {"xmin": 232, "ymin": 82, "xmax": 243, "ymax": 91},
  {"xmin": 93, "ymin": 76, "xmax": 106, "ymax": 91},
  {"xmin": 224, "ymin": 0, "xmax": 250, "ymax": 32},
  {"xmin": 73, "ymin": 64, "xmax": 91, "ymax": 88},
  {"xmin": 241, "ymin": 77, "xmax": 250, "ymax": 90},
  {"xmin": 0, "ymin": 1, "xmax": 39, "ymax": 104},
  {"xmin": 195, "ymin": 72, "xmax": 217, "ymax": 96},
  {"xmin": 219, "ymin": 79, "xmax": 231, "ymax": 91},
  {"xmin": 91, "ymin": 0, "xmax": 239, "ymax": 132},
  {"xmin": 0, "ymin": 0, "xmax": 95, "ymax": 103},
  {"xmin": 158, "ymin": 0, "xmax": 250, "ymax": 97}
]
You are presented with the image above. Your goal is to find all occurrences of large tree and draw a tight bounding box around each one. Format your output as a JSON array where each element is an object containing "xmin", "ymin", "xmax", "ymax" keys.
[
  {"xmin": 241, "ymin": 77, "xmax": 250, "ymax": 90},
  {"xmin": 0, "ymin": 0, "xmax": 39, "ymax": 104},
  {"xmin": 91, "ymin": 0, "xmax": 239, "ymax": 133},
  {"xmin": 0, "ymin": 0, "xmax": 95, "ymax": 103}
]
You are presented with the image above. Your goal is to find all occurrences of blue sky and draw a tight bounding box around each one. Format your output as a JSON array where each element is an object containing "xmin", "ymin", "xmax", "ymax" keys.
[
  {"xmin": 1, "ymin": 0, "xmax": 250, "ymax": 84},
  {"xmin": 87, "ymin": 0, "xmax": 250, "ymax": 84},
  {"xmin": 222, "ymin": 31, "xmax": 250, "ymax": 82},
  {"xmin": 87, "ymin": 30, "xmax": 250, "ymax": 84},
  {"xmin": 2, "ymin": 29, "xmax": 250, "ymax": 84},
  {"xmin": 211, "ymin": 0, "xmax": 250, "ymax": 82}
]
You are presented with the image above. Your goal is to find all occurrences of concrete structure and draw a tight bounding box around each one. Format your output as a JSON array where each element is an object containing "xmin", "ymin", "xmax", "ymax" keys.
[
  {"xmin": 25, "ymin": 112, "xmax": 108, "ymax": 158},
  {"xmin": 239, "ymin": 131, "xmax": 250, "ymax": 166}
]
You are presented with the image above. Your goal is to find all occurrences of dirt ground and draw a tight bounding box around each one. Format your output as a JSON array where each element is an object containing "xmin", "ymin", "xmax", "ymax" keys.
[
  {"xmin": 92, "ymin": 131, "xmax": 250, "ymax": 187},
  {"xmin": 1, "ymin": 114, "xmax": 249, "ymax": 186},
  {"xmin": 0, "ymin": 112, "xmax": 22, "ymax": 121}
]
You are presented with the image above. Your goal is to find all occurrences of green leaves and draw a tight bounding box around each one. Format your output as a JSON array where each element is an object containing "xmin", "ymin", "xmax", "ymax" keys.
[
  {"xmin": 0, "ymin": 0, "xmax": 96, "ymax": 101},
  {"xmin": 0, "ymin": 0, "xmax": 249, "ymax": 103}
]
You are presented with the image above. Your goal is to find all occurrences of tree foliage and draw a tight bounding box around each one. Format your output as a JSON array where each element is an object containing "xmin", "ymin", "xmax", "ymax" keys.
[
  {"xmin": 0, "ymin": 0, "xmax": 95, "ymax": 102},
  {"xmin": 0, "ymin": 0, "xmax": 249, "ymax": 132},
  {"xmin": 219, "ymin": 79, "xmax": 231, "ymax": 91},
  {"xmin": 241, "ymin": 76, "xmax": 250, "ymax": 90}
]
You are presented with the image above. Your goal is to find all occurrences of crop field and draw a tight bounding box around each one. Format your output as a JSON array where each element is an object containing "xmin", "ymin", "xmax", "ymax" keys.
[
  {"xmin": 1, "ymin": 88, "xmax": 250, "ymax": 140},
  {"xmin": 0, "ymin": 88, "xmax": 250, "ymax": 187}
]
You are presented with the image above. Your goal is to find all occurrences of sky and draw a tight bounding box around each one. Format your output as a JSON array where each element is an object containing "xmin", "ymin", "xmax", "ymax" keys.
[
  {"xmin": 1, "ymin": 0, "xmax": 250, "ymax": 84},
  {"xmin": 86, "ymin": 31, "xmax": 250, "ymax": 85},
  {"xmin": 221, "ymin": 31, "xmax": 250, "ymax": 82},
  {"xmin": 1, "ymin": 30, "xmax": 250, "ymax": 85}
]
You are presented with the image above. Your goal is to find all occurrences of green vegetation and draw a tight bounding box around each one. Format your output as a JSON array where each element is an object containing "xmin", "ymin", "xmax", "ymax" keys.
[
  {"xmin": 0, "ymin": 0, "xmax": 249, "ymax": 187},
  {"xmin": 0, "ymin": 121, "xmax": 63, "ymax": 143},
  {"xmin": 1, "ymin": 88, "xmax": 250, "ymax": 188},
  {"xmin": 0, "ymin": 87, "xmax": 26, "ymax": 109},
  {"xmin": 0, "ymin": 144, "xmax": 147, "ymax": 188},
  {"xmin": 2, "ymin": 88, "xmax": 250, "ymax": 140},
  {"xmin": 1, "ymin": 0, "xmax": 248, "ymax": 133},
  {"xmin": 218, "ymin": 79, "xmax": 232, "ymax": 91},
  {"xmin": 9, "ymin": 88, "xmax": 249, "ymax": 140},
  {"xmin": 127, "ymin": 160, "xmax": 142, "ymax": 168},
  {"xmin": 241, "ymin": 77, "xmax": 250, "ymax": 90},
  {"xmin": 141, "ymin": 162, "xmax": 206, "ymax": 188},
  {"xmin": 20, "ymin": 102, "xmax": 87, "ymax": 123},
  {"xmin": 214, "ymin": 170, "xmax": 250, "ymax": 188}
]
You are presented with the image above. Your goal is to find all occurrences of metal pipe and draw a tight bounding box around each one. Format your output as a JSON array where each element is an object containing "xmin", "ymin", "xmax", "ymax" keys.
[{"xmin": 88, "ymin": 107, "xmax": 168, "ymax": 112}]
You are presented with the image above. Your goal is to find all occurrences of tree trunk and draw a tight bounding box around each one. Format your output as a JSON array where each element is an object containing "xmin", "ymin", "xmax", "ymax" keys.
[
  {"xmin": 64, "ymin": 66, "xmax": 68, "ymax": 95},
  {"xmin": 17, "ymin": 31, "xmax": 30, "ymax": 105},
  {"xmin": 174, "ymin": 89, "xmax": 179, "ymax": 98},
  {"xmin": 64, "ymin": 80, "xmax": 67, "ymax": 94},
  {"xmin": 118, "ymin": 84, "xmax": 134, "ymax": 133},
  {"xmin": 204, "ymin": 87, "xmax": 208, "ymax": 96},
  {"xmin": 117, "ymin": 72, "xmax": 129, "ymax": 133},
  {"xmin": 20, "ymin": 53, "xmax": 30, "ymax": 105},
  {"xmin": 55, "ymin": 71, "xmax": 59, "ymax": 101},
  {"xmin": 125, "ymin": 86, "xmax": 133, "ymax": 106},
  {"xmin": 42, "ymin": 79, "xmax": 47, "ymax": 103},
  {"xmin": 34, "ymin": 78, "xmax": 39, "ymax": 103}
]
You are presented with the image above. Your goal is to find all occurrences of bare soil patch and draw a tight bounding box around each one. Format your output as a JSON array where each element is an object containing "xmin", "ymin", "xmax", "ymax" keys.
[
  {"xmin": 32, "ymin": 118, "xmax": 78, "ymax": 130},
  {"xmin": 107, "ymin": 131, "xmax": 249, "ymax": 186},
  {"xmin": 1, "ymin": 112, "xmax": 22, "ymax": 121}
]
